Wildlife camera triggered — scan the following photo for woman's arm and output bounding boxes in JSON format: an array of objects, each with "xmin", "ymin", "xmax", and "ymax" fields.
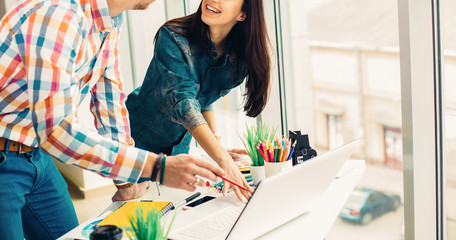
[
  {"xmin": 190, "ymin": 123, "xmax": 253, "ymax": 200},
  {"xmin": 202, "ymin": 110, "xmax": 248, "ymax": 158},
  {"xmin": 202, "ymin": 110, "xmax": 221, "ymax": 141},
  {"xmin": 154, "ymin": 28, "xmax": 252, "ymax": 200}
]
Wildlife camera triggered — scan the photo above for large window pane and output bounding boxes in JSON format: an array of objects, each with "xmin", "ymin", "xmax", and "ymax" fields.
[{"xmin": 280, "ymin": 0, "xmax": 404, "ymax": 238}]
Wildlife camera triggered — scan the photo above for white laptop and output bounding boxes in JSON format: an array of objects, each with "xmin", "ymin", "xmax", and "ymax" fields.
[{"xmin": 168, "ymin": 139, "xmax": 359, "ymax": 240}]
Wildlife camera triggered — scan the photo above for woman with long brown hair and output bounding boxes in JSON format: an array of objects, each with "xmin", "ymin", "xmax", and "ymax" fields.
[{"xmin": 126, "ymin": 0, "xmax": 271, "ymax": 200}]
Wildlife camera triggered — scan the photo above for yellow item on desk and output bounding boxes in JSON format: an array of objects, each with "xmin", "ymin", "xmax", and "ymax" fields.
[{"xmin": 98, "ymin": 201, "xmax": 172, "ymax": 228}]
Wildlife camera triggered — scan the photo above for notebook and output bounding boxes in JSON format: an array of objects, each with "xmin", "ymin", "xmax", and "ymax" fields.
[
  {"xmin": 98, "ymin": 201, "xmax": 173, "ymax": 228},
  {"xmin": 168, "ymin": 139, "xmax": 359, "ymax": 240}
]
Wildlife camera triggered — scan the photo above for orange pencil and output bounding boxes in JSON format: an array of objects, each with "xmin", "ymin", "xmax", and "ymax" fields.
[
  {"xmin": 279, "ymin": 142, "xmax": 284, "ymax": 162},
  {"xmin": 260, "ymin": 142, "xmax": 270, "ymax": 162},
  {"xmin": 281, "ymin": 140, "xmax": 290, "ymax": 162},
  {"xmin": 264, "ymin": 145, "xmax": 270, "ymax": 162},
  {"xmin": 268, "ymin": 143, "xmax": 273, "ymax": 161}
]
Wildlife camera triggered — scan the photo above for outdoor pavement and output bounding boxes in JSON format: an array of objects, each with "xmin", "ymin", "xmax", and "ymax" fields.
[{"xmin": 326, "ymin": 163, "xmax": 456, "ymax": 239}]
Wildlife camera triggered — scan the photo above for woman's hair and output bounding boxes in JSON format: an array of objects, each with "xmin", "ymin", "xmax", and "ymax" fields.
[{"xmin": 155, "ymin": 0, "xmax": 271, "ymax": 118}]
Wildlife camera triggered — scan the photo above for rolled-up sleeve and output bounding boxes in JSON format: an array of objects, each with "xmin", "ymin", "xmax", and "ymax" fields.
[
  {"xmin": 201, "ymin": 104, "xmax": 213, "ymax": 113},
  {"xmin": 154, "ymin": 28, "xmax": 207, "ymax": 131}
]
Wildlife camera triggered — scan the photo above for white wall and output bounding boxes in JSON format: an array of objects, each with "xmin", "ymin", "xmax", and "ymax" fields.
[
  {"xmin": 4, "ymin": 0, "xmax": 17, "ymax": 12},
  {"xmin": 1, "ymin": 0, "xmax": 17, "ymax": 18},
  {"xmin": 125, "ymin": 0, "xmax": 167, "ymax": 88}
]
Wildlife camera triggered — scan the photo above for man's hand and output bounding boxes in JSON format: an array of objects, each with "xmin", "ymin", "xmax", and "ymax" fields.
[
  {"xmin": 162, "ymin": 154, "xmax": 224, "ymax": 192},
  {"xmin": 111, "ymin": 181, "xmax": 150, "ymax": 202}
]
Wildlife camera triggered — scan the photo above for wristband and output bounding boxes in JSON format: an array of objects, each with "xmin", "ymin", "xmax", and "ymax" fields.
[
  {"xmin": 115, "ymin": 183, "xmax": 134, "ymax": 189},
  {"xmin": 151, "ymin": 153, "xmax": 163, "ymax": 182},
  {"xmin": 159, "ymin": 155, "xmax": 167, "ymax": 185}
]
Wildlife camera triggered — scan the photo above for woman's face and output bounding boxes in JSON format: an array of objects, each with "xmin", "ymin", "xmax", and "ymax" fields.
[{"xmin": 201, "ymin": 0, "xmax": 246, "ymax": 31}]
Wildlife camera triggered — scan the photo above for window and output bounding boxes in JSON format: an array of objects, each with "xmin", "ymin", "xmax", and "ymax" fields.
[
  {"xmin": 268, "ymin": 0, "xmax": 405, "ymax": 238},
  {"xmin": 327, "ymin": 114, "xmax": 344, "ymax": 149},
  {"xmin": 120, "ymin": 0, "xmax": 443, "ymax": 238},
  {"xmin": 384, "ymin": 126, "xmax": 402, "ymax": 169}
]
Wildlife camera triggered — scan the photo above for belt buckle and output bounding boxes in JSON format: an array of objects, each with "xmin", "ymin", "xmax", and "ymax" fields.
[{"xmin": 18, "ymin": 143, "xmax": 25, "ymax": 154}]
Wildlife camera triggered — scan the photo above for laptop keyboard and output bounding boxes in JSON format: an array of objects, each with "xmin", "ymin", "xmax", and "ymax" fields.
[{"xmin": 175, "ymin": 205, "xmax": 244, "ymax": 240}]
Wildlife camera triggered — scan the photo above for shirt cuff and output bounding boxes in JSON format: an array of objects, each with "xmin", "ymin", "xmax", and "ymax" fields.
[
  {"xmin": 182, "ymin": 109, "xmax": 207, "ymax": 131},
  {"xmin": 201, "ymin": 104, "xmax": 213, "ymax": 112},
  {"xmin": 113, "ymin": 180, "xmax": 129, "ymax": 185},
  {"xmin": 171, "ymin": 99, "xmax": 207, "ymax": 131},
  {"xmin": 111, "ymin": 143, "xmax": 150, "ymax": 183}
]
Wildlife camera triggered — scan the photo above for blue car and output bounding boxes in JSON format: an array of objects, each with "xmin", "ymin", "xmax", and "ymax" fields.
[{"xmin": 338, "ymin": 188, "xmax": 401, "ymax": 225}]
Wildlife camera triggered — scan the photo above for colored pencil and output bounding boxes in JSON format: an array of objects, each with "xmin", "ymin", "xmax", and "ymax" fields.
[
  {"xmin": 256, "ymin": 145, "xmax": 266, "ymax": 160},
  {"xmin": 283, "ymin": 140, "xmax": 291, "ymax": 162},
  {"xmin": 218, "ymin": 175, "xmax": 248, "ymax": 191},
  {"xmin": 288, "ymin": 141, "xmax": 297, "ymax": 160},
  {"xmin": 268, "ymin": 145, "xmax": 273, "ymax": 162}
]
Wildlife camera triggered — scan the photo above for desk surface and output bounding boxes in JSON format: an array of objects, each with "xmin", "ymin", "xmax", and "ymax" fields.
[
  {"xmin": 60, "ymin": 160, "xmax": 365, "ymax": 240},
  {"xmin": 259, "ymin": 160, "xmax": 365, "ymax": 239}
]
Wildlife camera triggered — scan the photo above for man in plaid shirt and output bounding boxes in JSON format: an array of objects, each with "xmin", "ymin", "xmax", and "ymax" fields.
[{"xmin": 0, "ymin": 0, "xmax": 224, "ymax": 239}]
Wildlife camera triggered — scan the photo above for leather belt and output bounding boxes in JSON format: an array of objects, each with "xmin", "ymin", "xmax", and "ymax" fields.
[{"xmin": 0, "ymin": 138, "xmax": 36, "ymax": 154}]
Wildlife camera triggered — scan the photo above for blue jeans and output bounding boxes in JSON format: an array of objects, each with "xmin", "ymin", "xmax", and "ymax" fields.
[{"xmin": 0, "ymin": 143, "xmax": 79, "ymax": 240}]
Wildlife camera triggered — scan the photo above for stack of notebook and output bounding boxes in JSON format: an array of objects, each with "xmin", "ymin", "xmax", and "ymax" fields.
[{"xmin": 98, "ymin": 201, "xmax": 173, "ymax": 228}]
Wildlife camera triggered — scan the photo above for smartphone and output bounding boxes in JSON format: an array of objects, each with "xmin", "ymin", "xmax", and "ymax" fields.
[{"xmin": 185, "ymin": 196, "xmax": 216, "ymax": 208}]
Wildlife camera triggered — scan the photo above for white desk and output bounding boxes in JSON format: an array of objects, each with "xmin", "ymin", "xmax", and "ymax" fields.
[
  {"xmin": 258, "ymin": 160, "xmax": 365, "ymax": 239},
  {"xmin": 60, "ymin": 160, "xmax": 365, "ymax": 240}
]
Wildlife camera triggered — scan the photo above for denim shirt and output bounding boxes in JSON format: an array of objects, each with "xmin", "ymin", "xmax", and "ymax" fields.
[{"xmin": 126, "ymin": 26, "xmax": 248, "ymax": 155}]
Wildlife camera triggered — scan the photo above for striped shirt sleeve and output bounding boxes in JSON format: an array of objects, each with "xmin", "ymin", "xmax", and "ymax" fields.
[
  {"xmin": 91, "ymin": 30, "xmax": 134, "ymax": 146},
  {"xmin": 22, "ymin": 4, "xmax": 148, "ymax": 182}
]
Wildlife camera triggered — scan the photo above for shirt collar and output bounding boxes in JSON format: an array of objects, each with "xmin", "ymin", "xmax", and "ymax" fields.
[
  {"xmin": 209, "ymin": 38, "xmax": 233, "ymax": 59},
  {"xmin": 88, "ymin": 0, "xmax": 120, "ymax": 32}
]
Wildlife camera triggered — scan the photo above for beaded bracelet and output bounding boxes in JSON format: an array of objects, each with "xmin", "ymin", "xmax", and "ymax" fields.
[{"xmin": 159, "ymin": 155, "xmax": 167, "ymax": 185}]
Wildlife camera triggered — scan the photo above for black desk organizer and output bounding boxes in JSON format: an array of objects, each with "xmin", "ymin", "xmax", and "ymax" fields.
[{"xmin": 289, "ymin": 130, "xmax": 317, "ymax": 165}]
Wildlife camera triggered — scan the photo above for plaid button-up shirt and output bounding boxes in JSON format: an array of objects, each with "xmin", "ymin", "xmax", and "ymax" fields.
[{"xmin": 0, "ymin": 0, "xmax": 149, "ymax": 182}]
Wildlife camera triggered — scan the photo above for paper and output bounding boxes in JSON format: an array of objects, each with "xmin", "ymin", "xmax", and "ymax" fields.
[{"xmin": 98, "ymin": 201, "xmax": 172, "ymax": 228}]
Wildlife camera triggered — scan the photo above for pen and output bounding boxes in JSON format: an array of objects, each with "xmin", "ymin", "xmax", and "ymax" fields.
[
  {"xmin": 170, "ymin": 192, "xmax": 201, "ymax": 210},
  {"xmin": 218, "ymin": 175, "xmax": 248, "ymax": 191}
]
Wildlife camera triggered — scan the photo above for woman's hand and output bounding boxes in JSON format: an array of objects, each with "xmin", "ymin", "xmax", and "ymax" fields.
[
  {"xmin": 188, "ymin": 123, "xmax": 253, "ymax": 200},
  {"xmin": 218, "ymin": 159, "xmax": 254, "ymax": 201},
  {"xmin": 227, "ymin": 148, "xmax": 248, "ymax": 160},
  {"xmin": 162, "ymin": 154, "xmax": 225, "ymax": 192}
]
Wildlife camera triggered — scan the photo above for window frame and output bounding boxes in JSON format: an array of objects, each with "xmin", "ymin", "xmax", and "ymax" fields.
[
  {"xmin": 271, "ymin": 0, "xmax": 444, "ymax": 239},
  {"xmin": 398, "ymin": 0, "xmax": 443, "ymax": 239}
]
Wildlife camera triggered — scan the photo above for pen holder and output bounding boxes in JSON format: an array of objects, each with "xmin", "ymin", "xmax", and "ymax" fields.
[
  {"xmin": 264, "ymin": 161, "xmax": 293, "ymax": 178},
  {"xmin": 249, "ymin": 165, "xmax": 266, "ymax": 186}
]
